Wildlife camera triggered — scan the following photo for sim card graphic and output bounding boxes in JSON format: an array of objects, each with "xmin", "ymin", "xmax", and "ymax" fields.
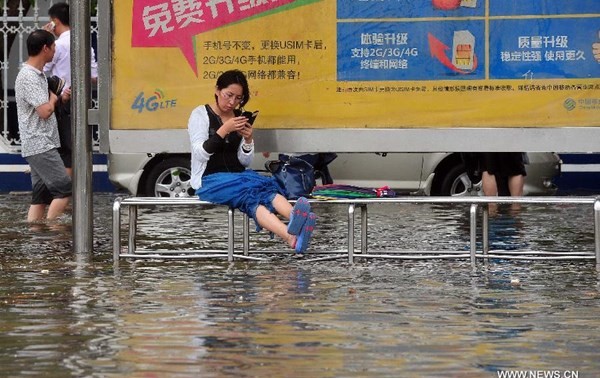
[
  {"xmin": 460, "ymin": 0, "xmax": 477, "ymax": 8},
  {"xmin": 452, "ymin": 30, "xmax": 475, "ymax": 70}
]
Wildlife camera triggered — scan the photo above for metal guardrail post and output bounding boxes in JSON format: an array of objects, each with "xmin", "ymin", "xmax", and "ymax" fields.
[
  {"xmin": 128, "ymin": 205, "xmax": 137, "ymax": 255},
  {"xmin": 348, "ymin": 204, "xmax": 355, "ymax": 263},
  {"xmin": 112, "ymin": 197, "xmax": 122, "ymax": 264},
  {"xmin": 361, "ymin": 204, "xmax": 368, "ymax": 254},
  {"xmin": 470, "ymin": 203, "xmax": 478, "ymax": 269},
  {"xmin": 482, "ymin": 204, "xmax": 489, "ymax": 257},
  {"xmin": 595, "ymin": 198, "xmax": 600, "ymax": 269},
  {"xmin": 228, "ymin": 208, "xmax": 234, "ymax": 262},
  {"xmin": 243, "ymin": 213, "xmax": 250, "ymax": 256}
]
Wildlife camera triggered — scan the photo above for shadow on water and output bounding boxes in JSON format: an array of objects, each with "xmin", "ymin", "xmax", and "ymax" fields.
[{"xmin": 1, "ymin": 193, "xmax": 600, "ymax": 376}]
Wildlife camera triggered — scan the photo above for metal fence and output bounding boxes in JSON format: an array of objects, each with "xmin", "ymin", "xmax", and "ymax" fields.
[{"xmin": 0, "ymin": 0, "xmax": 98, "ymax": 153}]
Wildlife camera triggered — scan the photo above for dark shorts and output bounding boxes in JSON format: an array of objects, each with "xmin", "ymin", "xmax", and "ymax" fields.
[
  {"xmin": 25, "ymin": 149, "xmax": 72, "ymax": 205},
  {"xmin": 480, "ymin": 152, "xmax": 527, "ymax": 178},
  {"xmin": 57, "ymin": 110, "xmax": 72, "ymax": 168}
]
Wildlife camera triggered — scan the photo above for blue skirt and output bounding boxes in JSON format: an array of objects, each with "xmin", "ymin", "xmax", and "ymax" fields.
[{"xmin": 196, "ymin": 170, "xmax": 285, "ymax": 231}]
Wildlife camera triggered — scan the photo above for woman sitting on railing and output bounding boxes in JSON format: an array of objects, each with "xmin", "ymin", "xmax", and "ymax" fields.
[{"xmin": 187, "ymin": 69, "xmax": 316, "ymax": 254}]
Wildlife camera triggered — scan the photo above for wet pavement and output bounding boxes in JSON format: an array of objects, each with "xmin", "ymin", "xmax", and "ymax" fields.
[{"xmin": 1, "ymin": 192, "xmax": 600, "ymax": 377}]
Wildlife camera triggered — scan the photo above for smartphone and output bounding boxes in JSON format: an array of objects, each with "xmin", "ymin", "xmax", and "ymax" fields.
[{"xmin": 242, "ymin": 110, "xmax": 259, "ymax": 125}]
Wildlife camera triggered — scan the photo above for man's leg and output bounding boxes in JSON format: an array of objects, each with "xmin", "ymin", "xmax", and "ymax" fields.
[
  {"xmin": 28, "ymin": 204, "xmax": 47, "ymax": 222},
  {"xmin": 26, "ymin": 161, "xmax": 53, "ymax": 222},
  {"xmin": 508, "ymin": 175, "xmax": 524, "ymax": 196},
  {"xmin": 482, "ymin": 171, "xmax": 498, "ymax": 196},
  {"xmin": 47, "ymin": 197, "xmax": 70, "ymax": 220},
  {"xmin": 27, "ymin": 150, "xmax": 72, "ymax": 220}
]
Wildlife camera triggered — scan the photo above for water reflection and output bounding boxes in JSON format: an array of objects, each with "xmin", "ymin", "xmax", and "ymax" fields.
[{"xmin": 1, "ymin": 193, "xmax": 600, "ymax": 376}]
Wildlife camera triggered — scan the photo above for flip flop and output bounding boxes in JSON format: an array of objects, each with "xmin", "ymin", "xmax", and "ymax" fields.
[
  {"xmin": 295, "ymin": 212, "xmax": 316, "ymax": 254},
  {"xmin": 287, "ymin": 197, "xmax": 310, "ymax": 235}
]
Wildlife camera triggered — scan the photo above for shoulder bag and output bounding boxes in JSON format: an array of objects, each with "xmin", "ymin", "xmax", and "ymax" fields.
[{"xmin": 265, "ymin": 156, "xmax": 316, "ymax": 199}]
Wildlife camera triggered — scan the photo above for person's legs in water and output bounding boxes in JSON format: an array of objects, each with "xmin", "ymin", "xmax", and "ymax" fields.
[
  {"xmin": 28, "ymin": 204, "xmax": 47, "ymax": 222},
  {"xmin": 47, "ymin": 197, "xmax": 70, "ymax": 219},
  {"xmin": 482, "ymin": 171, "xmax": 499, "ymax": 216},
  {"xmin": 482, "ymin": 171, "xmax": 498, "ymax": 196},
  {"xmin": 507, "ymin": 174, "xmax": 525, "ymax": 212},
  {"xmin": 508, "ymin": 174, "xmax": 524, "ymax": 196},
  {"xmin": 28, "ymin": 159, "xmax": 56, "ymax": 221},
  {"xmin": 26, "ymin": 150, "xmax": 72, "ymax": 221}
]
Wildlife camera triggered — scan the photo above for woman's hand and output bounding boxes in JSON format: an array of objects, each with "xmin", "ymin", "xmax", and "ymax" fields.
[
  {"xmin": 219, "ymin": 116, "xmax": 248, "ymax": 138},
  {"xmin": 238, "ymin": 120, "xmax": 253, "ymax": 142}
]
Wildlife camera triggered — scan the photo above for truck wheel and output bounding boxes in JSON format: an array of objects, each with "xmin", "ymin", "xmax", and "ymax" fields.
[
  {"xmin": 438, "ymin": 164, "xmax": 482, "ymax": 196},
  {"xmin": 142, "ymin": 157, "xmax": 194, "ymax": 197}
]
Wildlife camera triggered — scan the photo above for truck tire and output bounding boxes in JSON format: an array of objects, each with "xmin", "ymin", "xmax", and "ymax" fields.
[
  {"xmin": 437, "ymin": 164, "xmax": 482, "ymax": 196},
  {"xmin": 142, "ymin": 157, "xmax": 194, "ymax": 197}
]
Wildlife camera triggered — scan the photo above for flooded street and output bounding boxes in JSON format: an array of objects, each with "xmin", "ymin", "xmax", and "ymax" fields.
[{"xmin": 1, "ymin": 192, "xmax": 600, "ymax": 377}]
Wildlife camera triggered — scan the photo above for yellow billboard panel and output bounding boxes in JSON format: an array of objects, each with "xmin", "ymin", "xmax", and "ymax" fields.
[{"xmin": 112, "ymin": 0, "xmax": 600, "ymax": 130}]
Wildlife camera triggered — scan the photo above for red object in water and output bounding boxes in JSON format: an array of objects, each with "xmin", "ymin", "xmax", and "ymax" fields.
[{"xmin": 432, "ymin": 0, "xmax": 461, "ymax": 10}]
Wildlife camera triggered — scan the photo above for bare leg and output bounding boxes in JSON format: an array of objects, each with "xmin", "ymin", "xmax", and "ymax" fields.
[
  {"xmin": 482, "ymin": 171, "xmax": 498, "ymax": 216},
  {"xmin": 482, "ymin": 171, "xmax": 498, "ymax": 196},
  {"xmin": 508, "ymin": 175, "xmax": 524, "ymax": 196},
  {"xmin": 255, "ymin": 205, "xmax": 296, "ymax": 248},
  {"xmin": 28, "ymin": 204, "xmax": 47, "ymax": 222},
  {"xmin": 46, "ymin": 197, "xmax": 70, "ymax": 220},
  {"xmin": 508, "ymin": 174, "xmax": 524, "ymax": 213},
  {"xmin": 271, "ymin": 194, "xmax": 293, "ymax": 220}
]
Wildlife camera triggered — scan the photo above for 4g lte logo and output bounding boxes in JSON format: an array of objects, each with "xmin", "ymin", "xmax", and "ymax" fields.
[{"xmin": 131, "ymin": 89, "xmax": 177, "ymax": 113}]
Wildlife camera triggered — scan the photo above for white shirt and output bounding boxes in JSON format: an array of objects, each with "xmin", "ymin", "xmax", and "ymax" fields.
[
  {"xmin": 188, "ymin": 105, "xmax": 254, "ymax": 189},
  {"xmin": 44, "ymin": 30, "xmax": 98, "ymax": 87}
]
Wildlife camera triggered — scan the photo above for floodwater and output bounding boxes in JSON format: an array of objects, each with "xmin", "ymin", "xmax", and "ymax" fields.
[{"xmin": 1, "ymin": 192, "xmax": 600, "ymax": 377}]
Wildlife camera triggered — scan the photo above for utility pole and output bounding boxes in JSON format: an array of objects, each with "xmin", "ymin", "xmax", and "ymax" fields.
[{"xmin": 71, "ymin": 0, "xmax": 93, "ymax": 253}]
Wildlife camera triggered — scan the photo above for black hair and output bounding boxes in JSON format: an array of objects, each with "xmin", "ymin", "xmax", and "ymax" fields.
[
  {"xmin": 215, "ymin": 69, "xmax": 250, "ymax": 108},
  {"xmin": 27, "ymin": 29, "xmax": 55, "ymax": 56},
  {"xmin": 49, "ymin": 2, "xmax": 69, "ymax": 26}
]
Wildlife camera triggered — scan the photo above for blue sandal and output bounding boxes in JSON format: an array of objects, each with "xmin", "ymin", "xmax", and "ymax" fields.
[
  {"xmin": 287, "ymin": 197, "xmax": 310, "ymax": 235},
  {"xmin": 295, "ymin": 212, "xmax": 316, "ymax": 254}
]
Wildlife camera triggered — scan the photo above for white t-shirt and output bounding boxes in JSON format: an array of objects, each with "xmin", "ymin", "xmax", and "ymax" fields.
[
  {"xmin": 43, "ymin": 30, "xmax": 98, "ymax": 87},
  {"xmin": 15, "ymin": 64, "xmax": 60, "ymax": 157}
]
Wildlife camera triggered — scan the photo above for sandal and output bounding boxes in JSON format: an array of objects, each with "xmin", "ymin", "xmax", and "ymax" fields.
[
  {"xmin": 287, "ymin": 197, "xmax": 310, "ymax": 235},
  {"xmin": 295, "ymin": 212, "xmax": 316, "ymax": 254}
]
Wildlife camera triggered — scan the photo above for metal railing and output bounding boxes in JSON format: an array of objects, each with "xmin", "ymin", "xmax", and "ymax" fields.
[{"xmin": 113, "ymin": 196, "xmax": 600, "ymax": 269}]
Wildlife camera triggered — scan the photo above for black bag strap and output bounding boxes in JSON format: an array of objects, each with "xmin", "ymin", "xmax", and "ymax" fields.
[{"xmin": 265, "ymin": 160, "xmax": 282, "ymax": 173}]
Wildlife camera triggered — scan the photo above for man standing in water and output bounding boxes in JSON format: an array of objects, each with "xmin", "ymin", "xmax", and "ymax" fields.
[{"xmin": 15, "ymin": 29, "xmax": 72, "ymax": 221}]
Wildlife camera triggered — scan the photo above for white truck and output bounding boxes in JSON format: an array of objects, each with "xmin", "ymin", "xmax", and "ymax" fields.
[{"xmin": 96, "ymin": 1, "xmax": 598, "ymax": 196}]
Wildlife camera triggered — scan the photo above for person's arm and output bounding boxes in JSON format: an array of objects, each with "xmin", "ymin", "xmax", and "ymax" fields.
[
  {"xmin": 237, "ymin": 124, "xmax": 254, "ymax": 167},
  {"xmin": 188, "ymin": 106, "xmax": 215, "ymax": 164},
  {"xmin": 35, "ymin": 91, "xmax": 58, "ymax": 120},
  {"xmin": 237, "ymin": 140, "xmax": 254, "ymax": 167}
]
